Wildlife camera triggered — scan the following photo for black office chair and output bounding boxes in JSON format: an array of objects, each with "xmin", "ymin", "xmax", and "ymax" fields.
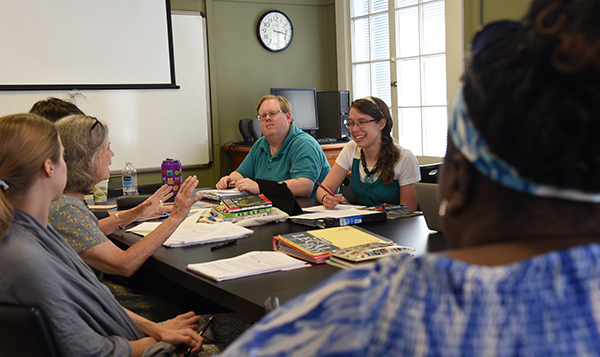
[
  {"xmin": 339, "ymin": 174, "xmax": 357, "ymax": 204},
  {"xmin": 0, "ymin": 303, "xmax": 60, "ymax": 357},
  {"xmin": 419, "ymin": 163, "xmax": 442, "ymax": 183}
]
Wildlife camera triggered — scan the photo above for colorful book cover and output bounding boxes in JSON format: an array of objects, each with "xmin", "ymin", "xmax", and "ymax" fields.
[
  {"xmin": 211, "ymin": 205, "xmax": 271, "ymax": 219},
  {"xmin": 273, "ymin": 226, "xmax": 390, "ymax": 262},
  {"xmin": 329, "ymin": 242, "xmax": 415, "ymax": 262},
  {"xmin": 221, "ymin": 194, "xmax": 272, "ymax": 213}
]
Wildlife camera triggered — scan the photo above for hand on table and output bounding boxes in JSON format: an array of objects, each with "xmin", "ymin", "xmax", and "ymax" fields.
[
  {"xmin": 216, "ymin": 175, "xmax": 234, "ymax": 190},
  {"xmin": 235, "ymin": 178, "xmax": 260, "ymax": 195}
]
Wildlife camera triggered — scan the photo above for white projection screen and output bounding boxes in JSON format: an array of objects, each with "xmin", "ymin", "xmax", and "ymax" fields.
[{"xmin": 0, "ymin": 0, "xmax": 175, "ymax": 89}]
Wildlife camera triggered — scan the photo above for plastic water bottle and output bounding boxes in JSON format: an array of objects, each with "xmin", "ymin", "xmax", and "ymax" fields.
[{"xmin": 122, "ymin": 161, "xmax": 138, "ymax": 196}]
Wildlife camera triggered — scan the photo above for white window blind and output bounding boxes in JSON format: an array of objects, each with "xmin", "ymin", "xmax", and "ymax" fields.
[{"xmin": 348, "ymin": 0, "xmax": 462, "ymax": 157}]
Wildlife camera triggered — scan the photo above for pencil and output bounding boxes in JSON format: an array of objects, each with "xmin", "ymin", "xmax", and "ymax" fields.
[{"xmin": 316, "ymin": 182, "xmax": 335, "ymax": 197}]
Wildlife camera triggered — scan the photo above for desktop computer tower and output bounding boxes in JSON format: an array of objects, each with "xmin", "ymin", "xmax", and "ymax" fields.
[{"xmin": 316, "ymin": 90, "xmax": 351, "ymax": 140}]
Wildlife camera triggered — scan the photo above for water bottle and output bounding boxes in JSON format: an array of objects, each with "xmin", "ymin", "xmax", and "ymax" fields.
[
  {"xmin": 122, "ymin": 161, "xmax": 138, "ymax": 196},
  {"xmin": 162, "ymin": 158, "xmax": 182, "ymax": 196}
]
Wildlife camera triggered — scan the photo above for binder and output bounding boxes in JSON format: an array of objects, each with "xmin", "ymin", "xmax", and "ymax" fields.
[{"xmin": 289, "ymin": 210, "xmax": 386, "ymax": 228}]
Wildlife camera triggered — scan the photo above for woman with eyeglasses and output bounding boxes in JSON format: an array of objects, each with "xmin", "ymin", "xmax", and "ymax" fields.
[
  {"xmin": 48, "ymin": 115, "xmax": 203, "ymax": 321},
  {"xmin": 316, "ymin": 96, "xmax": 420, "ymax": 209},
  {"xmin": 219, "ymin": 0, "xmax": 600, "ymax": 355},
  {"xmin": 0, "ymin": 114, "xmax": 203, "ymax": 356}
]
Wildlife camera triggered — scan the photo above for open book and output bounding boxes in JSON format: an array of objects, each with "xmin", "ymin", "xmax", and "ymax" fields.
[
  {"xmin": 128, "ymin": 210, "xmax": 253, "ymax": 247},
  {"xmin": 186, "ymin": 251, "xmax": 309, "ymax": 281}
]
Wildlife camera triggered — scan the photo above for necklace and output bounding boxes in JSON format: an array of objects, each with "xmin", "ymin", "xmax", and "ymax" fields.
[{"xmin": 360, "ymin": 148, "xmax": 378, "ymax": 184}]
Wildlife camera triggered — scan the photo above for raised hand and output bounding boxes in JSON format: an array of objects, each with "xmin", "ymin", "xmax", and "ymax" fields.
[
  {"xmin": 168, "ymin": 176, "xmax": 202, "ymax": 224},
  {"xmin": 134, "ymin": 184, "xmax": 174, "ymax": 219}
]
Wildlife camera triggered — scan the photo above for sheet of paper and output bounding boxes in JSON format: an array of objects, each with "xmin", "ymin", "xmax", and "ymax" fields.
[
  {"xmin": 128, "ymin": 222, "xmax": 162, "ymax": 235},
  {"xmin": 302, "ymin": 204, "xmax": 366, "ymax": 212},
  {"xmin": 163, "ymin": 222, "xmax": 253, "ymax": 247},
  {"xmin": 88, "ymin": 204, "xmax": 118, "ymax": 210},
  {"xmin": 291, "ymin": 208, "xmax": 379, "ymax": 220}
]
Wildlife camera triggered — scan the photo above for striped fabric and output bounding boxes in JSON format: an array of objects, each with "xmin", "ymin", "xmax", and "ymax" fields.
[{"xmin": 221, "ymin": 244, "xmax": 600, "ymax": 356}]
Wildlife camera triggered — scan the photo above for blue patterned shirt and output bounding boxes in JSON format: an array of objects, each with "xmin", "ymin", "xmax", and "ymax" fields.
[{"xmin": 221, "ymin": 244, "xmax": 600, "ymax": 356}]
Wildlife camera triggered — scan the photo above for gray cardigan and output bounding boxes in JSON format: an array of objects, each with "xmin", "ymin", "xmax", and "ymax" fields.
[{"xmin": 0, "ymin": 209, "xmax": 144, "ymax": 357}]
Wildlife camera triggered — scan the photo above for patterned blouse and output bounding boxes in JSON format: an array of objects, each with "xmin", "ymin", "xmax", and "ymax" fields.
[
  {"xmin": 221, "ymin": 243, "xmax": 600, "ymax": 356},
  {"xmin": 48, "ymin": 195, "xmax": 108, "ymax": 253}
]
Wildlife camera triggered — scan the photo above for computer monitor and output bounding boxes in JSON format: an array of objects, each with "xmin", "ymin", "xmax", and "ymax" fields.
[{"xmin": 270, "ymin": 88, "xmax": 319, "ymax": 131}]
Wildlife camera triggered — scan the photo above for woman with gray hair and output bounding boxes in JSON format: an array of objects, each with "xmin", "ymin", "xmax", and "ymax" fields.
[{"xmin": 48, "ymin": 115, "xmax": 203, "ymax": 320}]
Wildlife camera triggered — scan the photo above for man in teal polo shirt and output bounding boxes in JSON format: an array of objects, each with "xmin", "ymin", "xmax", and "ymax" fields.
[{"xmin": 217, "ymin": 95, "xmax": 330, "ymax": 198}]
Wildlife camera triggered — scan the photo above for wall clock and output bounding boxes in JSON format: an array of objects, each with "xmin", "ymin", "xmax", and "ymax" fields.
[{"xmin": 257, "ymin": 10, "xmax": 293, "ymax": 52}]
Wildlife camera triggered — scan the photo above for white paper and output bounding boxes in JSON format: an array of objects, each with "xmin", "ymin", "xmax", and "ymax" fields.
[
  {"xmin": 187, "ymin": 251, "xmax": 309, "ymax": 281},
  {"xmin": 163, "ymin": 222, "xmax": 253, "ymax": 248},
  {"xmin": 291, "ymin": 208, "xmax": 379, "ymax": 220},
  {"xmin": 302, "ymin": 204, "xmax": 366, "ymax": 212},
  {"xmin": 198, "ymin": 188, "xmax": 251, "ymax": 201}
]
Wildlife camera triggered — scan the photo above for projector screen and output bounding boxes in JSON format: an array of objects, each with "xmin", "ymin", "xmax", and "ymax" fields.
[{"xmin": 0, "ymin": 0, "xmax": 175, "ymax": 90}]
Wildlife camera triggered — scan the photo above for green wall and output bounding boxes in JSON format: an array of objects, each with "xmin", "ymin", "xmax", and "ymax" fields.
[
  {"xmin": 124, "ymin": 0, "xmax": 336, "ymax": 190},
  {"xmin": 124, "ymin": 0, "xmax": 532, "ymax": 191},
  {"xmin": 464, "ymin": 0, "xmax": 532, "ymax": 42}
]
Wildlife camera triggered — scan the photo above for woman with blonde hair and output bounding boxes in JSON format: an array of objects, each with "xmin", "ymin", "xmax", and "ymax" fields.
[
  {"xmin": 0, "ymin": 113, "xmax": 203, "ymax": 356},
  {"xmin": 48, "ymin": 114, "xmax": 203, "ymax": 320}
]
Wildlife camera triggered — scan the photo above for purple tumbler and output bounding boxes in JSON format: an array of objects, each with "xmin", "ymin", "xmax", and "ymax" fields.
[{"xmin": 161, "ymin": 158, "xmax": 182, "ymax": 196}]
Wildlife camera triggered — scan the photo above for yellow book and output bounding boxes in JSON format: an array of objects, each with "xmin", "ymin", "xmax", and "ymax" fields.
[{"xmin": 272, "ymin": 226, "xmax": 390, "ymax": 264}]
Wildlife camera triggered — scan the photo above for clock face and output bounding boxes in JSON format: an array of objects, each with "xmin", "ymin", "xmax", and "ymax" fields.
[{"xmin": 257, "ymin": 11, "xmax": 293, "ymax": 52}]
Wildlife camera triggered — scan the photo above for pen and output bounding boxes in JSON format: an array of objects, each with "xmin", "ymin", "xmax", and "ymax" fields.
[
  {"xmin": 210, "ymin": 239, "xmax": 237, "ymax": 251},
  {"xmin": 184, "ymin": 315, "xmax": 215, "ymax": 357},
  {"xmin": 228, "ymin": 182, "xmax": 236, "ymax": 188}
]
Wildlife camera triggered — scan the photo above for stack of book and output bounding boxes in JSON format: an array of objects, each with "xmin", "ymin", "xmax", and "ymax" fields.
[
  {"xmin": 326, "ymin": 241, "xmax": 415, "ymax": 269},
  {"xmin": 366, "ymin": 204, "xmax": 423, "ymax": 219},
  {"xmin": 272, "ymin": 226, "xmax": 399, "ymax": 264},
  {"xmin": 211, "ymin": 194, "xmax": 272, "ymax": 223}
]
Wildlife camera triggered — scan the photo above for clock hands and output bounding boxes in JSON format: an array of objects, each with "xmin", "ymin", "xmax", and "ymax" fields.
[{"xmin": 273, "ymin": 30, "xmax": 288, "ymax": 35}]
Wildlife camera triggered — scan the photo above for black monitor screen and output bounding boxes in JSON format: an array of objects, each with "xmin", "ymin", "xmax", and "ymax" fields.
[{"xmin": 270, "ymin": 88, "xmax": 319, "ymax": 131}]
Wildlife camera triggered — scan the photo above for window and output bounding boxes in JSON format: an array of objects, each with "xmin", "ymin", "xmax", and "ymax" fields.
[{"xmin": 340, "ymin": 0, "xmax": 463, "ymax": 157}]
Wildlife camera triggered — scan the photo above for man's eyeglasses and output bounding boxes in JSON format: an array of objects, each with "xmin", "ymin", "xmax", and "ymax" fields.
[
  {"xmin": 257, "ymin": 110, "xmax": 283, "ymax": 121},
  {"xmin": 89, "ymin": 117, "xmax": 103, "ymax": 132},
  {"xmin": 344, "ymin": 119, "xmax": 376, "ymax": 129}
]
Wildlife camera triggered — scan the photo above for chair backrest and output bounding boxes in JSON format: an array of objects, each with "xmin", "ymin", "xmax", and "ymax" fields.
[
  {"xmin": 339, "ymin": 174, "xmax": 357, "ymax": 204},
  {"xmin": 0, "ymin": 303, "xmax": 60, "ymax": 357}
]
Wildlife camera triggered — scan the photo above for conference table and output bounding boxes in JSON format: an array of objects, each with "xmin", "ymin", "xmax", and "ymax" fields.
[{"xmin": 108, "ymin": 197, "xmax": 446, "ymax": 321}]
